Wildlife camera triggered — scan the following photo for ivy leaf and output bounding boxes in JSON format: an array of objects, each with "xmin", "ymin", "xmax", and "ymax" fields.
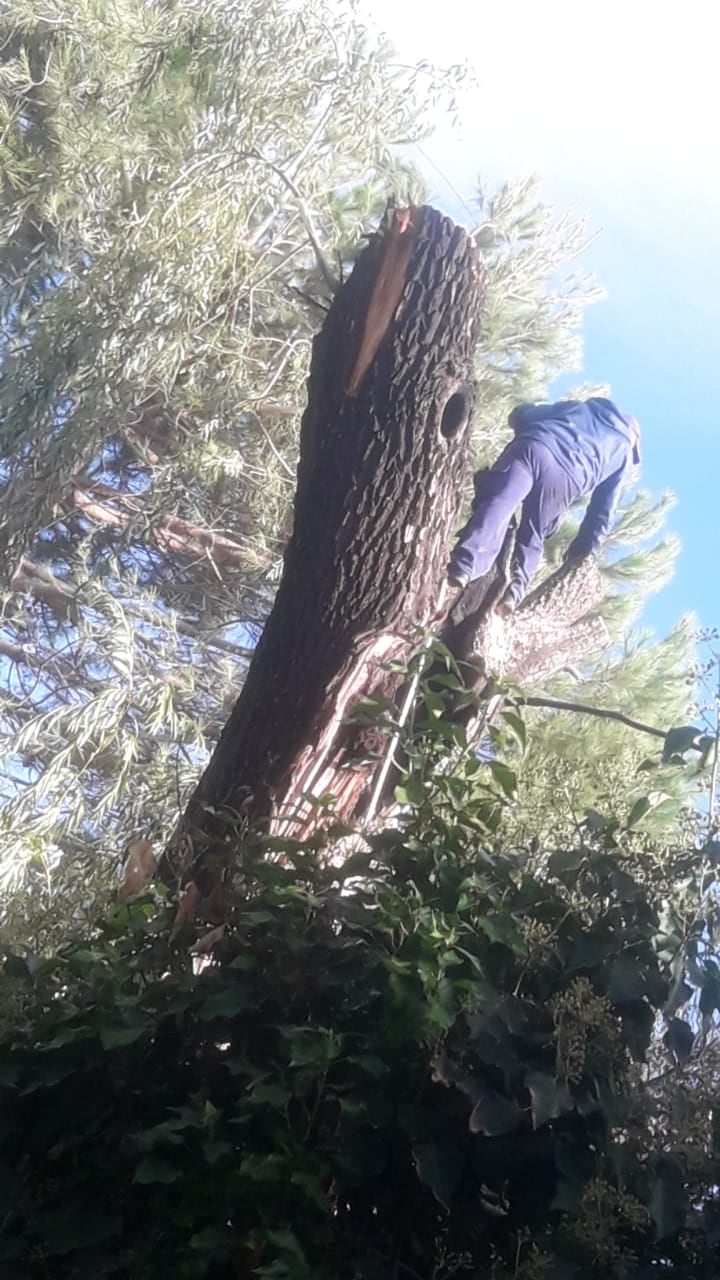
[
  {"xmin": 196, "ymin": 986, "xmax": 253, "ymax": 1020},
  {"xmin": 604, "ymin": 956, "xmax": 648, "ymax": 1003},
  {"xmin": 19, "ymin": 1062, "xmax": 77, "ymax": 1094},
  {"xmin": 476, "ymin": 914, "xmax": 525, "ymax": 956},
  {"xmin": 347, "ymin": 1054, "xmax": 388, "ymax": 1079},
  {"xmin": 202, "ymin": 1138, "xmax": 233, "ymax": 1163},
  {"xmin": 704, "ymin": 838, "xmax": 720, "ymax": 865},
  {"xmin": 248, "ymin": 1079, "xmax": 292, "ymax": 1108},
  {"xmin": 266, "ymin": 1228, "xmax": 307, "ymax": 1262},
  {"xmin": 133, "ymin": 1156, "xmax": 181, "ymax": 1184},
  {"xmin": 3, "ymin": 955, "xmax": 29, "ymax": 979},
  {"xmin": 551, "ymin": 1178, "xmax": 582, "ymax": 1214},
  {"xmin": 278, "ymin": 1026, "xmax": 342, "ymax": 1068},
  {"xmin": 429, "ymin": 672, "xmax": 464, "ymax": 692},
  {"xmin": 663, "ymin": 1018, "xmax": 695, "ymax": 1065},
  {"xmin": 32, "ymin": 1208, "xmax": 122, "ymax": 1255},
  {"xmin": 548, "ymin": 848, "xmax": 585, "ymax": 878},
  {"xmin": 650, "ymin": 1156, "xmax": 687, "ymax": 1239},
  {"xmin": 422, "ymin": 690, "xmax": 447, "ymax": 720},
  {"xmin": 99, "ymin": 1024, "xmax": 145, "ymax": 1050},
  {"xmin": 489, "ymin": 760, "xmax": 517, "ymax": 800},
  {"xmin": 662, "ymin": 725, "xmax": 702, "ymax": 763},
  {"xmin": 525, "ymin": 1071, "xmax": 574, "ymax": 1129},
  {"xmin": 0, "ymin": 1060, "xmax": 19, "ymax": 1089},
  {"xmin": 42, "ymin": 1025, "xmax": 93, "ymax": 1050},
  {"xmin": 403, "ymin": 774, "xmax": 427, "ymax": 805},
  {"xmin": 412, "ymin": 1140, "xmax": 463, "ymax": 1209},
  {"xmin": 545, "ymin": 1262, "xmax": 581, "ymax": 1280},
  {"xmin": 637, "ymin": 756, "xmax": 659, "ymax": 772},
  {"xmin": 619, "ymin": 1000, "xmax": 656, "ymax": 1062},
  {"xmin": 627, "ymin": 795, "xmax": 652, "ymax": 827},
  {"xmin": 468, "ymin": 1088, "xmax": 522, "ymax": 1136},
  {"xmin": 583, "ymin": 808, "xmax": 608, "ymax": 832},
  {"xmin": 500, "ymin": 710, "xmax": 526, "ymax": 750},
  {"xmin": 664, "ymin": 970, "xmax": 692, "ymax": 1019},
  {"xmin": 699, "ymin": 975, "xmax": 720, "ymax": 1020},
  {"xmin": 189, "ymin": 1225, "xmax": 230, "ymax": 1254},
  {"xmin": 627, "ymin": 792, "xmax": 670, "ymax": 828}
]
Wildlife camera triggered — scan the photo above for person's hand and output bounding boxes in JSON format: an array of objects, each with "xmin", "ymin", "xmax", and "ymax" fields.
[{"xmin": 496, "ymin": 599, "xmax": 515, "ymax": 620}]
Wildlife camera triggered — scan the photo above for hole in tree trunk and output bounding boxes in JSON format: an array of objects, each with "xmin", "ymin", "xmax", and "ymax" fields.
[{"xmin": 440, "ymin": 390, "xmax": 469, "ymax": 440}]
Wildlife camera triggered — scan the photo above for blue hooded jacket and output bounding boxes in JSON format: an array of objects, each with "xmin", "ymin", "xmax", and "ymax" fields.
[{"xmin": 508, "ymin": 396, "xmax": 638, "ymax": 555}]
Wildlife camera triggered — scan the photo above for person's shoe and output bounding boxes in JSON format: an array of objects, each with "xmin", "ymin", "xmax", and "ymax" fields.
[
  {"xmin": 495, "ymin": 598, "xmax": 516, "ymax": 620},
  {"xmin": 447, "ymin": 571, "xmax": 469, "ymax": 590}
]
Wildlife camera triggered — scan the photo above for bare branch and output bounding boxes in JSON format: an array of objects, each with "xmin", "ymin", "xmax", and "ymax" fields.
[
  {"xmin": 248, "ymin": 149, "xmax": 339, "ymax": 294},
  {"xmin": 519, "ymin": 694, "xmax": 666, "ymax": 741}
]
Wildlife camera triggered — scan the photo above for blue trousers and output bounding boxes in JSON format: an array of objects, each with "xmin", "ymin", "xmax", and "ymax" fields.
[{"xmin": 450, "ymin": 437, "xmax": 582, "ymax": 603}]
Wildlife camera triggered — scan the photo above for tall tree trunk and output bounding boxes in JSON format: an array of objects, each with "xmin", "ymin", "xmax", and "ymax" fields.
[{"xmin": 168, "ymin": 205, "xmax": 485, "ymax": 887}]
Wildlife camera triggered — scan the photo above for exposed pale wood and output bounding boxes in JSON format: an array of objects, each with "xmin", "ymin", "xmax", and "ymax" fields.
[{"xmin": 453, "ymin": 556, "xmax": 610, "ymax": 692}]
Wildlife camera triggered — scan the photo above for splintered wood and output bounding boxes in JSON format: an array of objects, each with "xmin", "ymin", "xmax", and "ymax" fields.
[
  {"xmin": 471, "ymin": 557, "xmax": 609, "ymax": 689},
  {"xmin": 345, "ymin": 206, "xmax": 419, "ymax": 398}
]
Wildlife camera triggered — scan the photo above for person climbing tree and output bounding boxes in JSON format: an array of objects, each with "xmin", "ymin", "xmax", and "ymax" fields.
[{"xmin": 447, "ymin": 397, "xmax": 641, "ymax": 611}]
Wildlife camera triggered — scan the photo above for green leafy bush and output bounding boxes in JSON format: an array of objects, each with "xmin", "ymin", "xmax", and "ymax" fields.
[{"xmin": 1, "ymin": 703, "xmax": 718, "ymax": 1278}]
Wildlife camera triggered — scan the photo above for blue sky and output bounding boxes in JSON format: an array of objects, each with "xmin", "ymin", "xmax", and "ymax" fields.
[{"xmin": 363, "ymin": 0, "xmax": 718, "ymax": 636}]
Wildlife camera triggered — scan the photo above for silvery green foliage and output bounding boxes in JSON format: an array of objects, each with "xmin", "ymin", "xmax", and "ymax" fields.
[{"xmin": 0, "ymin": 0, "xmax": 692, "ymax": 939}]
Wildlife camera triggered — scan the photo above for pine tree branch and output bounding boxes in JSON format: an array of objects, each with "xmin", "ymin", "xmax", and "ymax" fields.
[
  {"xmin": 251, "ymin": 412, "xmax": 296, "ymax": 480},
  {"xmin": 174, "ymin": 621, "xmax": 255, "ymax": 661},
  {"xmin": 253, "ymin": 402, "xmax": 300, "ymax": 418},
  {"xmin": 518, "ymin": 694, "xmax": 666, "ymax": 741},
  {"xmin": 248, "ymin": 150, "xmax": 339, "ymax": 294},
  {"xmin": 66, "ymin": 488, "xmax": 248, "ymax": 566}
]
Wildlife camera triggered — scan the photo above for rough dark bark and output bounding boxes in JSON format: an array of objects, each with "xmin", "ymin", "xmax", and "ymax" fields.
[{"xmin": 168, "ymin": 205, "xmax": 485, "ymax": 883}]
